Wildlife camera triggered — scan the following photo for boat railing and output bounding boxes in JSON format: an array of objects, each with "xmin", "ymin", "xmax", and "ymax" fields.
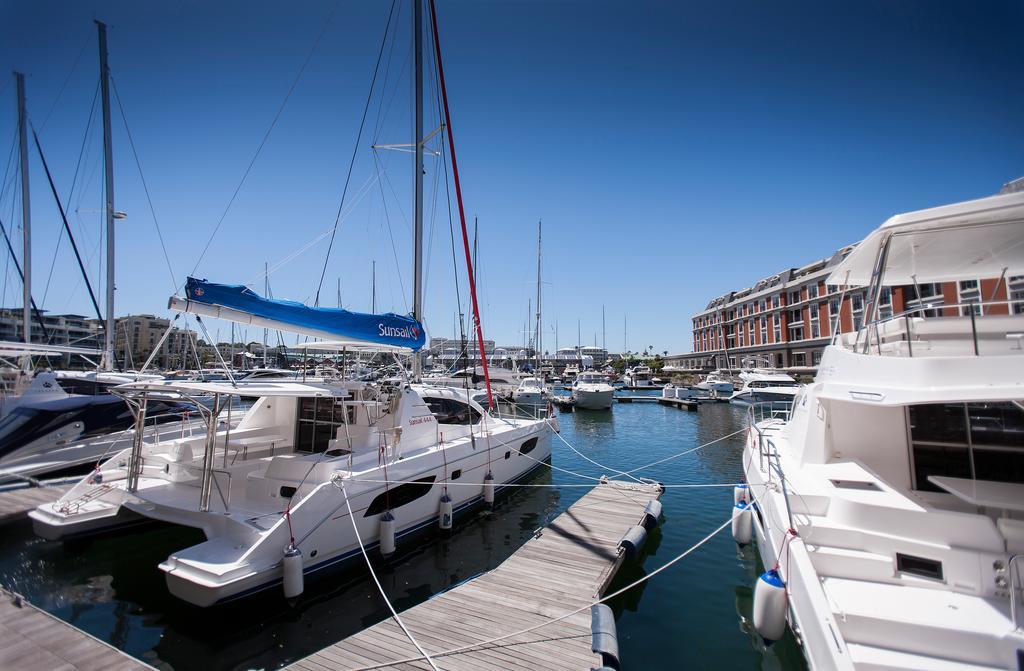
[{"xmin": 842, "ymin": 298, "xmax": 1024, "ymax": 359}]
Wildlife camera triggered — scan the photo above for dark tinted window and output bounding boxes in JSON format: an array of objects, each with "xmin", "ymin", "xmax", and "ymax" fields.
[
  {"xmin": 910, "ymin": 402, "xmax": 1024, "ymax": 490},
  {"xmin": 424, "ymin": 397, "xmax": 481, "ymax": 425},
  {"xmin": 518, "ymin": 437, "xmax": 538, "ymax": 455},
  {"xmin": 364, "ymin": 476, "xmax": 436, "ymax": 516}
]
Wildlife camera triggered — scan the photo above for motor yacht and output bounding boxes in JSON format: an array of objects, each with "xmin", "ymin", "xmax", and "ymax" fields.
[
  {"xmin": 0, "ymin": 370, "xmax": 188, "ymax": 483},
  {"xmin": 512, "ymin": 376, "xmax": 547, "ymax": 407},
  {"xmin": 740, "ymin": 188, "xmax": 1024, "ymax": 670},
  {"xmin": 729, "ymin": 369, "xmax": 801, "ymax": 405},
  {"xmin": 695, "ymin": 369, "xmax": 735, "ymax": 399},
  {"xmin": 572, "ymin": 371, "xmax": 615, "ymax": 410},
  {"xmin": 624, "ymin": 365, "xmax": 653, "ymax": 387}
]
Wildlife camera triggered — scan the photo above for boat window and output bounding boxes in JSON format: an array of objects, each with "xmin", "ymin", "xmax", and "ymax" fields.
[
  {"xmin": 909, "ymin": 402, "xmax": 1024, "ymax": 490},
  {"xmin": 56, "ymin": 378, "xmax": 116, "ymax": 395},
  {"xmin": 363, "ymin": 476, "xmax": 437, "ymax": 516},
  {"xmin": 896, "ymin": 553, "xmax": 943, "ymax": 581},
  {"xmin": 518, "ymin": 437, "xmax": 538, "ymax": 455},
  {"xmin": 296, "ymin": 397, "xmax": 352, "ymax": 453},
  {"xmin": 424, "ymin": 397, "xmax": 481, "ymax": 425}
]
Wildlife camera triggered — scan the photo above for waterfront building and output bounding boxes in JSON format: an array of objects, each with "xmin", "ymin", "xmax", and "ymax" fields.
[{"xmin": 666, "ymin": 247, "xmax": 1024, "ymax": 374}]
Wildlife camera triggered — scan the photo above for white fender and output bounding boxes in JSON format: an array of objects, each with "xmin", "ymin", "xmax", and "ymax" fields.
[
  {"xmin": 731, "ymin": 501, "xmax": 752, "ymax": 545},
  {"xmin": 734, "ymin": 483, "xmax": 749, "ymax": 505},
  {"xmin": 282, "ymin": 544, "xmax": 303, "ymax": 601},
  {"xmin": 483, "ymin": 472, "xmax": 495, "ymax": 506},
  {"xmin": 379, "ymin": 511, "xmax": 396, "ymax": 556},
  {"xmin": 753, "ymin": 569, "xmax": 788, "ymax": 641},
  {"xmin": 439, "ymin": 494, "xmax": 453, "ymax": 531}
]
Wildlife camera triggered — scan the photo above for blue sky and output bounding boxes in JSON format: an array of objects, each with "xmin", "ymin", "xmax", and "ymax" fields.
[{"xmin": 1, "ymin": 0, "xmax": 1021, "ymax": 354}]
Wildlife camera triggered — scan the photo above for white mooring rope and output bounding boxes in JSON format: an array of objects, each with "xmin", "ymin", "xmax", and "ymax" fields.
[
  {"xmin": 335, "ymin": 478, "xmax": 441, "ymax": 671},
  {"xmin": 345, "ymin": 514, "xmax": 734, "ymax": 670}
]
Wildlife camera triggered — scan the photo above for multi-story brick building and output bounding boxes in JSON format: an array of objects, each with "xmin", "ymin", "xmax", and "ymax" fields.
[{"xmin": 666, "ymin": 247, "xmax": 1024, "ymax": 374}]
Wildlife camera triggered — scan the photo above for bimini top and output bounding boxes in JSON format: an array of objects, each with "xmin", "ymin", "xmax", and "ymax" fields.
[
  {"xmin": 113, "ymin": 379, "xmax": 351, "ymax": 399},
  {"xmin": 170, "ymin": 278, "xmax": 425, "ymax": 351},
  {"xmin": 827, "ymin": 189, "xmax": 1024, "ymax": 286}
]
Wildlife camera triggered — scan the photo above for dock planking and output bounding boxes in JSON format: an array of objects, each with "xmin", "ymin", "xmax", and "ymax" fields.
[
  {"xmin": 286, "ymin": 479, "xmax": 663, "ymax": 670},
  {"xmin": 0, "ymin": 485, "xmax": 69, "ymax": 524},
  {"xmin": 656, "ymin": 397, "xmax": 699, "ymax": 411},
  {"xmin": 0, "ymin": 587, "xmax": 153, "ymax": 670}
]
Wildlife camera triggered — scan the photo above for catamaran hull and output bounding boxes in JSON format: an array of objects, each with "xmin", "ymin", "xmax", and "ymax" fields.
[{"xmin": 165, "ymin": 453, "xmax": 552, "ymax": 607}]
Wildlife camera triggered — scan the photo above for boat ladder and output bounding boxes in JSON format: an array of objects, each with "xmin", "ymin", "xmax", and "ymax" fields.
[{"xmin": 57, "ymin": 483, "xmax": 116, "ymax": 515}]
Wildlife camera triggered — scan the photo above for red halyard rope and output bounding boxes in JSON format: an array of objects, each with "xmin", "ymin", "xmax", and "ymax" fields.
[{"xmin": 427, "ymin": 0, "xmax": 494, "ymax": 410}]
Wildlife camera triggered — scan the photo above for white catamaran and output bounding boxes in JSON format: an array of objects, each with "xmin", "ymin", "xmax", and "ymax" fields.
[{"xmin": 31, "ymin": 2, "xmax": 555, "ymax": 608}]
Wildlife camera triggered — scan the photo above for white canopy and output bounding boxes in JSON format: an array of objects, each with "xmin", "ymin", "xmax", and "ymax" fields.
[
  {"xmin": 0, "ymin": 340, "xmax": 103, "ymax": 356},
  {"xmin": 113, "ymin": 379, "xmax": 350, "ymax": 398},
  {"xmin": 827, "ymin": 190, "xmax": 1024, "ymax": 286}
]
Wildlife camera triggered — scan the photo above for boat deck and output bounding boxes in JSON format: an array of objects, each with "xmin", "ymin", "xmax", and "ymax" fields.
[
  {"xmin": 0, "ymin": 588, "xmax": 152, "ymax": 670},
  {"xmin": 285, "ymin": 479, "xmax": 663, "ymax": 670},
  {"xmin": 0, "ymin": 485, "xmax": 70, "ymax": 524}
]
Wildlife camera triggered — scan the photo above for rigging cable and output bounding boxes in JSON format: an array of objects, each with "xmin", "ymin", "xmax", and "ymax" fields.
[
  {"xmin": 314, "ymin": 0, "xmax": 397, "ymax": 307},
  {"xmin": 189, "ymin": 1, "xmax": 341, "ymax": 280},
  {"xmin": 39, "ymin": 78, "xmax": 99, "ymax": 309},
  {"xmin": 110, "ymin": 75, "xmax": 178, "ymax": 292},
  {"xmin": 31, "ymin": 125, "xmax": 105, "ymax": 331}
]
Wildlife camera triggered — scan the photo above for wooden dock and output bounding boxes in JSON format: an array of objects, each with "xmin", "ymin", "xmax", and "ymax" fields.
[
  {"xmin": 656, "ymin": 397, "xmax": 699, "ymax": 411},
  {"xmin": 286, "ymin": 479, "xmax": 663, "ymax": 671},
  {"xmin": 0, "ymin": 485, "xmax": 69, "ymax": 525},
  {"xmin": 615, "ymin": 395, "xmax": 660, "ymax": 403},
  {"xmin": 0, "ymin": 588, "xmax": 152, "ymax": 670}
]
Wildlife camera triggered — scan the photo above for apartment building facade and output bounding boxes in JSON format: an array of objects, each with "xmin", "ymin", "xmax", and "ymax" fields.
[{"xmin": 666, "ymin": 246, "xmax": 1024, "ymax": 374}]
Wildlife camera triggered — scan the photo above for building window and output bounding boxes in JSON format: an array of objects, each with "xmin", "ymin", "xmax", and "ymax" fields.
[
  {"xmin": 748, "ymin": 319, "xmax": 755, "ymax": 345},
  {"xmin": 879, "ymin": 287, "xmax": 893, "ymax": 320},
  {"xmin": 807, "ymin": 283, "xmax": 819, "ymax": 300},
  {"xmin": 790, "ymin": 290, "xmax": 800, "ymax": 305},
  {"xmin": 772, "ymin": 294, "xmax": 780, "ymax": 309},
  {"xmin": 760, "ymin": 317, "xmax": 767, "ymax": 344},
  {"xmin": 810, "ymin": 304, "xmax": 820, "ymax": 339},
  {"xmin": 812, "ymin": 350, "xmax": 822, "ymax": 366},
  {"xmin": 791, "ymin": 352, "xmax": 806, "ymax": 367},
  {"xmin": 788, "ymin": 309, "xmax": 803, "ymax": 325},
  {"xmin": 905, "ymin": 283, "xmax": 944, "ymax": 318},
  {"xmin": 851, "ymin": 292, "xmax": 865, "ymax": 330},
  {"xmin": 773, "ymin": 314, "xmax": 781, "ymax": 342},
  {"xmin": 1010, "ymin": 276, "xmax": 1024, "ymax": 314},
  {"xmin": 958, "ymin": 280, "xmax": 981, "ymax": 316}
]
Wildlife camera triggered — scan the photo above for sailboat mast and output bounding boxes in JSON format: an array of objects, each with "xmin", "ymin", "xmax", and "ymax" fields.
[
  {"xmin": 14, "ymin": 73, "xmax": 30, "ymax": 351},
  {"xmin": 263, "ymin": 262, "xmax": 268, "ymax": 368},
  {"xmin": 371, "ymin": 260, "xmax": 376, "ymax": 313},
  {"xmin": 602, "ymin": 305, "xmax": 606, "ymax": 352},
  {"xmin": 97, "ymin": 21, "xmax": 117, "ymax": 371},
  {"xmin": 535, "ymin": 220, "xmax": 542, "ymax": 375},
  {"xmin": 411, "ymin": 0, "xmax": 425, "ymax": 380}
]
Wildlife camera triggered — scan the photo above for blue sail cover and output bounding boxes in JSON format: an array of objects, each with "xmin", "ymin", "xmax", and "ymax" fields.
[{"xmin": 184, "ymin": 277, "xmax": 426, "ymax": 351}]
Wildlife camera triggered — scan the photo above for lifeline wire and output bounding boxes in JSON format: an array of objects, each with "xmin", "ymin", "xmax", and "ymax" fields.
[
  {"xmin": 336, "ymin": 479, "xmax": 441, "ymax": 671},
  {"xmin": 347, "ymin": 514, "xmax": 734, "ymax": 670}
]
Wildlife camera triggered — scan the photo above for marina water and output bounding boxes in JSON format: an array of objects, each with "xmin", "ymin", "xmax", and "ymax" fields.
[{"xmin": 0, "ymin": 395, "xmax": 807, "ymax": 670}]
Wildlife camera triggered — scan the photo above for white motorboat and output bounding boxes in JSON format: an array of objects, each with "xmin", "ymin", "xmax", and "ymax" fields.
[
  {"xmin": 739, "ymin": 187, "xmax": 1024, "ymax": 670},
  {"xmin": 572, "ymin": 371, "xmax": 614, "ymax": 410},
  {"xmin": 0, "ymin": 370, "xmax": 188, "ymax": 483},
  {"xmin": 694, "ymin": 369, "xmax": 734, "ymax": 398},
  {"xmin": 512, "ymin": 376, "xmax": 547, "ymax": 407},
  {"xmin": 728, "ymin": 369, "xmax": 801, "ymax": 405},
  {"xmin": 561, "ymin": 363, "xmax": 580, "ymax": 384},
  {"xmin": 32, "ymin": 376, "xmax": 553, "ymax": 606},
  {"xmin": 623, "ymin": 365, "xmax": 653, "ymax": 387}
]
